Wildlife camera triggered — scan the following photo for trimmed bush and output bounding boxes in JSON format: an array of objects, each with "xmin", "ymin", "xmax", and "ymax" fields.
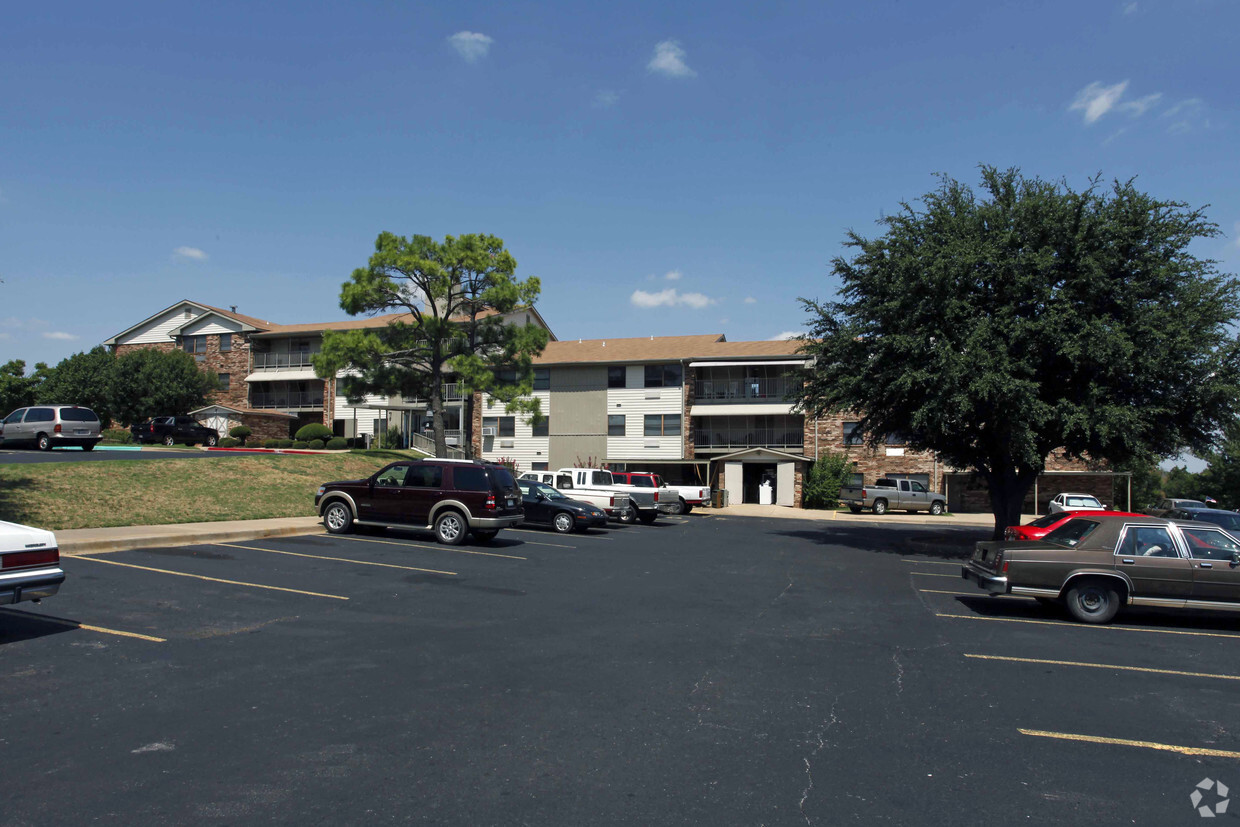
[
  {"xmin": 326, "ymin": 438, "xmax": 347, "ymax": 450},
  {"xmin": 218, "ymin": 437, "xmax": 241, "ymax": 448},
  {"xmin": 295, "ymin": 423, "xmax": 333, "ymax": 442},
  {"xmin": 263, "ymin": 439, "xmax": 280, "ymax": 449},
  {"xmin": 308, "ymin": 439, "xmax": 326, "ymax": 449},
  {"xmin": 377, "ymin": 426, "xmax": 403, "ymax": 449},
  {"xmin": 278, "ymin": 439, "xmax": 294, "ymax": 449},
  {"xmin": 102, "ymin": 428, "xmax": 133, "ymax": 444},
  {"xmin": 228, "ymin": 425, "xmax": 252, "ymax": 446},
  {"xmin": 292, "ymin": 440, "xmax": 310, "ymax": 449}
]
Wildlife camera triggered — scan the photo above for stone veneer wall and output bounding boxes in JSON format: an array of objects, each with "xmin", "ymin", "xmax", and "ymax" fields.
[
  {"xmin": 803, "ymin": 412, "xmax": 945, "ymax": 491},
  {"xmin": 682, "ymin": 370, "xmax": 695, "ymax": 459}
]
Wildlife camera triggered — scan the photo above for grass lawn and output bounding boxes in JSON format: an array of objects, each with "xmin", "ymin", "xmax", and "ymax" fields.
[{"xmin": 0, "ymin": 450, "xmax": 418, "ymax": 530}]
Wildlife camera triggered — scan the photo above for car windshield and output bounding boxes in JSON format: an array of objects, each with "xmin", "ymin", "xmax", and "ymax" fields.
[
  {"xmin": 534, "ymin": 483, "xmax": 568, "ymax": 500},
  {"xmin": 1027, "ymin": 513, "xmax": 1070, "ymax": 529},
  {"xmin": 1042, "ymin": 518, "xmax": 1101, "ymax": 548},
  {"xmin": 627, "ymin": 477, "xmax": 654, "ymax": 487},
  {"xmin": 58, "ymin": 408, "xmax": 99, "ymax": 422},
  {"xmin": 1177, "ymin": 500, "xmax": 1207, "ymax": 509},
  {"xmin": 1191, "ymin": 511, "xmax": 1240, "ymax": 531},
  {"xmin": 1065, "ymin": 496, "xmax": 1102, "ymax": 508}
]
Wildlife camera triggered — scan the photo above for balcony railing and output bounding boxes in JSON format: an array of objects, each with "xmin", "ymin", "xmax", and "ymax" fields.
[
  {"xmin": 693, "ymin": 427, "xmax": 804, "ymax": 451},
  {"xmin": 251, "ymin": 391, "xmax": 325, "ymax": 409},
  {"xmin": 253, "ymin": 351, "xmax": 320, "ymax": 369},
  {"xmin": 694, "ymin": 377, "xmax": 801, "ymax": 403}
]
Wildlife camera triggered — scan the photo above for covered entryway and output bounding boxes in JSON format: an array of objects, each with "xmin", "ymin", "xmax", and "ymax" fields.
[{"xmin": 709, "ymin": 447, "xmax": 811, "ymax": 508}]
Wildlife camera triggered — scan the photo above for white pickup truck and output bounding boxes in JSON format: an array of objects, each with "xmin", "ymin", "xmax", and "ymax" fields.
[
  {"xmin": 612, "ymin": 471, "xmax": 710, "ymax": 515},
  {"xmin": 525, "ymin": 468, "xmax": 663, "ymax": 524},
  {"xmin": 520, "ymin": 471, "xmax": 632, "ymax": 522}
]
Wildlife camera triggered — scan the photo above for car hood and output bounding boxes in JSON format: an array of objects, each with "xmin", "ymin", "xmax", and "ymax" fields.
[
  {"xmin": 0, "ymin": 520, "xmax": 57, "ymax": 553},
  {"xmin": 322, "ymin": 478, "xmax": 370, "ymax": 489}
]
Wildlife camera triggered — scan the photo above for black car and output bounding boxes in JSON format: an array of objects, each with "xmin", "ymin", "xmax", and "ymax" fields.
[
  {"xmin": 517, "ymin": 479, "xmax": 609, "ymax": 534},
  {"xmin": 1166, "ymin": 507, "xmax": 1240, "ymax": 532},
  {"xmin": 131, "ymin": 416, "xmax": 219, "ymax": 447}
]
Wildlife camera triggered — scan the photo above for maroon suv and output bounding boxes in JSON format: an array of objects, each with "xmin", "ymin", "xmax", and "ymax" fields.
[{"xmin": 315, "ymin": 459, "xmax": 523, "ymax": 545}]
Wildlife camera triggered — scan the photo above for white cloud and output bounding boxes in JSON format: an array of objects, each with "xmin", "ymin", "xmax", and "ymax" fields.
[
  {"xmin": 744, "ymin": 296, "xmax": 757, "ymax": 304},
  {"xmin": 647, "ymin": 40, "xmax": 696, "ymax": 78},
  {"xmin": 1069, "ymin": 81, "xmax": 1129, "ymax": 124},
  {"xmin": 593, "ymin": 90, "xmax": 620, "ymax": 108},
  {"xmin": 448, "ymin": 31, "xmax": 493, "ymax": 63},
  {"xmin": 173, "ymin": 246, "xmax": 208, "ymax": 261},
  {"xmin": 770, "ymin": 331, "xmax": 803, "ymax": 341},
  {"xmin": 1118, "ymin": 92, "xmax": 1162, "ymax": 117},
  {"xmin": 664, "ymin": 270, "xmax": 682, "ymax": 281},
  {"xmin": 1123, "ymin": 2, "xmax": 1138, "ymax": 14},
  {"xmin": 42, "ymin": 331, "xmax": 77, "ymax": 341},
  {"xmin": 630, "ymin": 288, "xmax": 717, "ymax": 309},
  {"xmin": 1161, "ymin": 98, "xmax": 1208, "ymax": 134}
]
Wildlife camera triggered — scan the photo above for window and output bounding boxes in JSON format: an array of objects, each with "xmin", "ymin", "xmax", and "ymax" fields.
[
  {"xmin": 644, "ymin": 364, "xmax": 683, "ymax": 388},
  {"xmin": 1044, "ymin": 519, "xmax": 1100, "ymax": 548},
  {"xmin": 843, "ymin": 422, "xmax": 864, "ymax": 445},
  {"xmin": 532, "ymin": 417, "xmax": 549, "ymax": 437},
  {"xmin": 494, "ymin": 368, "xmax": 518, "ymax": 385},
  {"xmin": 218, "ymin": 373, "xmax": 231, "ymax": 392},
  {"xmin": 608, "ymin": 366, "xmax": 626, "ymax": 389},
  {"xmin": 531, "ymin": 462, "xmax": 548, "ymax": 471},
  {"xmin": 533, "ymin": 368, "xmax": 550, "ymax": 390},
  {"xmin": 556, "ymin": 473, "xmax": 574, "ymax": 490},
  {"xmin": 3, "ymin": 410, "xmax": 25, "ymax": 424},
  {"xmin": 1116, "ymin": 526, "xmax": 1178, "ymax": 558},
  {"xmin": 846, "ymin": 473, "xmax": 863, "ymax": 488},
  {"xmin": 219, "ymin": 333, "xmax": 232, "ymax": 352},
  {"xmin": 182, "ymin": 335, "xmax": 206, "ymax": 354},
  {"xmin": 884, "ymin": 432, "xmax": 910, "ymax": 445},
  {"xmin": 884, "ymin": 473, "xmax": 930, "ymax": 489},
  {"xmin": 452, "ymin": 466, "xmax": 489, "ymax": 492},
  {"xmin": 608, "ymin": 414, "xmax": 626, "ymax": 436},
  {"xmin": 374, "ymin": 465, "xmax": 409, "ymax": 487},
  {"xmin": 26, "ymin": 408, "xmax": 54, "ymax": 423},
  {"xmin": 483, "ymin": 416, "xmax": 515, "ymax": 437},
  {"xmin": 59, "ymin": 408, "xmax": 99, "ymax": 423},
  {"xmin": 405, "ymin": 465, "xmax": 444, "ymax": 488},
  {"xmin": 1181, "ymin": 527, "xmax": 1240, "ymax": 561},
  {"xmin": 644, "ymin": 414, "xmax": 681, "ymax": 436}
]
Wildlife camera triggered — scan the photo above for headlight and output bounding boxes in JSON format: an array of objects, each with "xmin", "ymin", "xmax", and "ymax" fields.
[{"xmin": 316, "ymin": 486, "xmax": 325, "ymax": 497}]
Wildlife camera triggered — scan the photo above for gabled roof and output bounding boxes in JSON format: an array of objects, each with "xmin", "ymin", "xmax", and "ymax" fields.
[
  {"xmin": 103, "ymin": 300, "xmax": 276, "ymax": 345},
  {"xmin": 533, "ymin": 334, "xmax": 807, "ymax": 365}
]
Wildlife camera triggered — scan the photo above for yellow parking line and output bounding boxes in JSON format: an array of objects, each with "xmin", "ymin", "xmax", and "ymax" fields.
[
  {"xmin": 936, "ymin": 612, "xmax": 1240, "ymax": 640},
  {"xmin": 72, "ymin": 556, "xmax": 348, "ymax": 600},
  {"xmin": 965, "ymin": 653, "xmax": 1240, "ymax": 681},
  {"xmin": 1, "ymin": 610, "xmax": 165, "ymax": 642},
  {"xmin": 1018, "ymin": 729, "xmax": 1240, "ymax": 759},
  {"xmin": 324, "ymin": 534, "xmax": 527, "ymax": 559},
  {"xmin": 218, "ymin": 543, "xmax": 456, "ymax": 576},
  {"xmin": 901, "ymin": 559, "xmax": 963, "ymax": 566}
]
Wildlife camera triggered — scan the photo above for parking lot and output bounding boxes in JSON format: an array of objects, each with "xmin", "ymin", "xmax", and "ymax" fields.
[{"xmin": 2, "ymin": 514, "xmax": 1238, "ymax": 824}]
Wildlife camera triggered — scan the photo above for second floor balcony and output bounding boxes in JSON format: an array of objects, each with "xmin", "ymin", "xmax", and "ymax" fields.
[
  {"xmin": 253, "ymin": 351, "xmax": 320, "ymax": 370},
  {"xmin": 693, "ymin": 366, "xmax": 803, "ymax": 404},
  {"xmin": 692, "ymin": 414, "xmax": 805, "ymax": 452}
]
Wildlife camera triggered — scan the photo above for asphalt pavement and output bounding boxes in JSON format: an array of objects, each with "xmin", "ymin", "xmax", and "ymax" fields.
[
  {"xmin": 0, "ymin": 446, "xmax": 240, "ymax": 463},
  {"xmin": 4, "ymin": 511, "xmax": 1235, "ymax": 824}
]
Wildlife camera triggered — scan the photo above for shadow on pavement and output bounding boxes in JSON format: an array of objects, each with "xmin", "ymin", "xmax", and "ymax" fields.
[
  {"xmin": 772, "ymin": 525, "xmax": 988, "ymax": 560},
  {"xmin": 951, "ymin": 594, "xmax": 1240, "ymax": 634},
  {"xmin": 0, "ymin": 608, "xmax": 81, "ymax": 645}
]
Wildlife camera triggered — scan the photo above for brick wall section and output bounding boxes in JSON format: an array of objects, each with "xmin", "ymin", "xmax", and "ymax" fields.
[
  {"xmin": 322, "ymin": 378, "xmax": 335, "ymax": 428},
  {"xmin": 239, "ymin": 414, "xmax": 294, "ymax": 444},
  {"xmin": 804, "ymin": 412, "xmax": 944, "ymax": 491},
  {"xmin": 114, "ymin": 335, "xmax": 249, "ymax": 409}
]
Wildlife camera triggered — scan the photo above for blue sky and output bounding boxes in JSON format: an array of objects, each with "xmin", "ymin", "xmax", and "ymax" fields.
[{"xmin": 2, "ymin": 0, "xmax": 1237, "ymax": 374}]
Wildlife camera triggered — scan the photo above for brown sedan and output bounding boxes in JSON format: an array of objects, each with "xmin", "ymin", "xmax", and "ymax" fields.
[{"xmin": 962, "ymin": 514, "xmax": 1240, "ymax": 624}]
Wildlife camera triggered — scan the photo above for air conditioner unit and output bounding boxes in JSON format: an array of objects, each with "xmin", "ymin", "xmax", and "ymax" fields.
[{"xmin": 482, "ymin": 427, "xmax": 497, "ymax": 437}]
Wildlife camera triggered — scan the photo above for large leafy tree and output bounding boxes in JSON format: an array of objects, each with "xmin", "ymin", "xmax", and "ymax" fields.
[
  {"xmin": 796, "ymin": 166, "xmax": 1240, "ymax": 537},
  {"xmin": 0, "ymin": 360, "xmax": 47, "ymax": 416},
  {"xmin": 109, "ymin": 348, "xmax": 218, "ymax": 427},
  {"xmin": 37, "ymin": 346, "xmax": 117, "ymax": 426},
  {"xmin": 314, "ymin": 232, "xmax": 549, "ymax": 457}
]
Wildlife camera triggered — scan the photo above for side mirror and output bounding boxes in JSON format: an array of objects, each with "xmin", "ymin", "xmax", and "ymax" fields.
[{"xmin": 1232, "ymin": 551, "xmax": 1240, "ymax": 565}]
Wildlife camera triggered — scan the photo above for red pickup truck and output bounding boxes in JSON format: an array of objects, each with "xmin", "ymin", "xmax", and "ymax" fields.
[{"xmin": 611, "ymin": 471, "xmax": 711, "ymax": 515}]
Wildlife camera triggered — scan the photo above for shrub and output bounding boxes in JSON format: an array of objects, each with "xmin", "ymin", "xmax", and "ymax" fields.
[
  {"xmin": 278, "ymin": 439, "xmax": 294, "ymax": 449},
  {"xmin": 228, "ymin": 425, "xmax": 252, "ymax": 446},
  {"xmin": 803, "ymin": 452, "xmax": 853, "ymax": 510},
  {"xmin": 292, "ymin": 440, "xmax": 310, "ymax": 449},
  {"xmin": 218, "ymin": 437, "xmax": 241, "ymax": 448},
  {"xmin": 308, "ymin": 439, "xmax": 325, "ymax": 449},
  {"xmin": 326, "ymin": 437, "xmax": 347, "ymax": 450},
  {"xmin": 377, "ymin": 426, "xmax": 403, "ymax": 449},
  {"xmin": 295, "ymin": 423, "xmax": 333, "ymax": 442},
  {"xmin": 263, "ymin": 439, "xmax": 280, "ymax": 449},
  {"xmin": 102, "ymin": 428, "xmax": 133, "ymax": 444}
]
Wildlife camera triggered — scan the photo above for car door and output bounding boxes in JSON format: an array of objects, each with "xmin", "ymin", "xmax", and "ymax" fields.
[
  {"xmin": 519, "ymin": 480, "xmax": 550, "ymax": 525},
  {"xmin": 1113, "ymin": 524, "xmax": 1194, "ymax": 602},
  {"xmin": 362, "ymin": 464, "xmax": 414, "ymax": 523},
  {"xmin": 1, "ymin": 408, "xmax": 27, "ymax": 445},
  {"xmin": 1179, "ymin": 526, "xmax": 1240, "ymax": 605}
]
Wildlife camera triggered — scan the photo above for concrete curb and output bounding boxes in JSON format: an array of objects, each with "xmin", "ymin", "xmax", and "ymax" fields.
[{"xmin": 59, "ymin": 517, "xmax": 324, "ymax": 556}]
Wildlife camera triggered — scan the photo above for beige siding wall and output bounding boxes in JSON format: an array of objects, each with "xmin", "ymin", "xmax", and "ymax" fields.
[
  {"xmin": 551, "ymin": 435, "xmax": 607, "ymax": 470},
  {"xmin": 117, "ymin": 307, "xmax": 201, "ymax": 346}
]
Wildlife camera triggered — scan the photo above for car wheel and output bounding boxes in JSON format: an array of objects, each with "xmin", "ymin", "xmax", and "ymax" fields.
[
  {"xmin": 638, "ymin": 511, "xmax": 658, "ymax": 525},
  {"xmin": 553, "ymin": 512, "xmax": 575, "ymax": 534},
  {"xmin": 37, "ymin": 433, "xmax": 51, "ymax": 451},
  {"xmin": 434, "ymin": 511, "xmax": 467, "ymax": 545},
  {"xmin": 872, "ymin": 499, "xmax": 888, "ymax": 515},
  {"xmin": 205, "ymin": 434, "xmax": 218, "ymax": 447},
  {"xmin": 664, "ymin": 499, "xmax": 686, "ymax": 515},
  {"xmin": 323, "ymin": 501, "xmax": 354, "ymax": 535},
  {"xmin": 1065, "ymin": 580, "xmax": 1121, "ymax": 624},
  {"xmin": 163, "ymin": 435, "xmax": 175, "ymax": 447},
  {"xmin": 82, "ymin": 444, "xmax": 95, "ymax": 452},
  {"xmin": 473, "ymin": 529, "xmax": 499, "ymax": 543},
  {"xmin": 849, "ymin": 506, "xmax": 862, "ymax": 514},
  {"xmin": 930, "ymin": 501, "xmax": 945, "ymax": 516},
  {"xmin": 618, "ymin": 507, "xmax": 638, "ymax": 524}
]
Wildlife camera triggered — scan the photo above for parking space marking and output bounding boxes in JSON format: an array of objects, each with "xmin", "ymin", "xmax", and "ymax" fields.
[
  {"xmin": 1018, "ymin": 729, "xmax": 1240, "ymax": 759},
  {"xmin": 0, "ymin": 609, "xmax": 166, "ymax": 642},
  {"xmin": 920, "ymin": 588, "xmax": 1020, "ymax": 599},
  {"xmin": 217, "ymin": 543, "xmax": 457, "ymax": 576},
  {"xmin": 508, "ymin": 528, "xmax": 612, "ymax": 542},
  {"xmin": 909, "ymin": 571, "xmax": 961, "ymax": 578},
  {"xmin": 901, "ymin": 559, "xmax": 962, "ymax": 566},
  {"xmin": 71, "ymin": 556, "xmax": 349, "ymax": 600},
  {"xmin": 965, "ymin": 653, "xmax": 1240, "ymax": 682},
  {"xmin": 323, "ymin": 534, "xmax": 529, "ymax": 559},
  {"xmin": 936, "ymin": 612, "xmax": 1240, "ymax": 640}
]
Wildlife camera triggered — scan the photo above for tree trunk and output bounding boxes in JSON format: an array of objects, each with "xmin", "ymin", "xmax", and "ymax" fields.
[
  {"xmin": 430, "ymin": 389, "xmax": 446, "ymax": 458},
  {"xmin": 462, "ymin": 389, "xmax": 476, "ymax": 459},
  {"xmin": 984, "ymin": 466, "xmax": 1039, "ymax": 540}
]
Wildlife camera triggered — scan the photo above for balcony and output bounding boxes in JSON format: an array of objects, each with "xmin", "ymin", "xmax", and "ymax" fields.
[
  {"xmin": 253, "ymin": 351, "xmax": 319, "ymax": 369},
  {"xmin": 692, "ymin": 414, "xmax": 804, "ymax": 452},
  {"xmin": 251, "ymin": 391, "xmax": 325, "ymax": 410},
  {"xmin": 694, "ymin": 375, "xmax": 802, "ymax": 404}
]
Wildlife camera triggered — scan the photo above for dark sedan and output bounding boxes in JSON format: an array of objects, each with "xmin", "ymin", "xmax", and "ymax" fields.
[
  {"xmin": 1166, "ymin": 507, "xmax": 1240, "ymax": 532},
  {"xmin": 517, "ymin": 479, "xmax": 608, "ymax": 534}
]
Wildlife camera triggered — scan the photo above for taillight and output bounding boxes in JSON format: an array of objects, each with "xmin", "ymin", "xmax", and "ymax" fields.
[
  {"xmin": 485, "ymin": 494, "xmax": 496, "ymax": 510},
  {"xmin": 54, "ymin": 423, "xmax": 62, "ymax": 434},
  {"xmin": 2, "ymin": 548, "xmax": 59, "ymax": 569},
  {"xmin": 610, "ymin": 496, "xmax": 615, "ymax": 507}
]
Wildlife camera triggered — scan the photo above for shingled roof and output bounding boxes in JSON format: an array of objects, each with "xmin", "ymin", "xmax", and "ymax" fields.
[{"xmin": 533, "ymin": 334, "xmax": 806, "ymax": 365}]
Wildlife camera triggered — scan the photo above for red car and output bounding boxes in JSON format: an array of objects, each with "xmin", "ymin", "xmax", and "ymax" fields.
[{"xmin": 1004, "ymin": 510, "xmax": 1145, "ymax": 541}]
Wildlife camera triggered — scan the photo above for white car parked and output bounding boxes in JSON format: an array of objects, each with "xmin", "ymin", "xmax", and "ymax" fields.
[
  {"xmin": 0, "ymin": 520, "xmax": 64, "ymax": 605},
  {"xmin": 1046, "ymin": 492, "xmax": 1105, "ymax": 515}
]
